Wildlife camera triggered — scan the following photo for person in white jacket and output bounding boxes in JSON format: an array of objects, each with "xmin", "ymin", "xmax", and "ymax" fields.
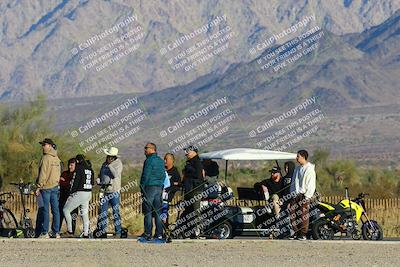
[{"xmin": 289, "ymin": 149, "xmax": 316, "ymax": 240}]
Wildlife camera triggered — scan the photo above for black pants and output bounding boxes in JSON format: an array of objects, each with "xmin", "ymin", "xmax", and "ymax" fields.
[
  {"xmin": 183, "ymin": 188, "xmax": 202, "ymax": 237},
  {"xmin": 166, "ymin": 186, "xmax": 180, "ymax": 202}
]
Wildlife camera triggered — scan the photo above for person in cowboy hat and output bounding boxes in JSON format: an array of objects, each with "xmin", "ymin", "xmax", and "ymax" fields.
[{"xmin": 96, "ymin": 147, "xmax": 123, "ymax": 237}]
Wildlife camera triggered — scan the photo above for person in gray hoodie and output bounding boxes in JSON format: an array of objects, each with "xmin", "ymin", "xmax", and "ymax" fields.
[
  {"xmin": 289, "ymin": 149, "xmax": 316, "ymax": 240},
  {"xmin": 96, "ymin": 147, "xmax": 123, "ymax": 237}
]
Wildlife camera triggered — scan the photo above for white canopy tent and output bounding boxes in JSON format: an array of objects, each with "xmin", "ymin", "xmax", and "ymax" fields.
[
  {"xmin": 200, "ymin": 148, "xmax": 297, "ymax": 161},
  {"xmin": 199, "ymin": 148, "xmax": 297, "ymax": 183}
]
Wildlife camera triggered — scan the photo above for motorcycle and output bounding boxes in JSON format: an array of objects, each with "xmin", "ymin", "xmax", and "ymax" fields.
[{"xmin": 312, "ymin": 188, "xmax": 383, "ymax": 240}]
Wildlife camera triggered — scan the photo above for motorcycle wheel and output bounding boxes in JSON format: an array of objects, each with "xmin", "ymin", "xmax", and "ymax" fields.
[
  {"xmin": 312, "ymin": 220, "xmax": 334, "ymax": 240},
  {"xmin": 362, "ymin": 221, "xmax": 383, "ymax": 240},
  {"xmin": 351, "ymin": 229, "xmax": 361, "ymax": 240}
]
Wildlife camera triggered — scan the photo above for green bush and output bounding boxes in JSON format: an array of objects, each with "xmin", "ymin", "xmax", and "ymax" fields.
[{"xmin": 0, "ymin": 96, "xmax": 54, "ymax": 188}]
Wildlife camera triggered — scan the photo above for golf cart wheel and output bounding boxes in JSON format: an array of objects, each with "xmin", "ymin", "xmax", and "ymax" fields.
[
  {"xmin": 312, "ymin": 220, "xmax": 334, "ymax": 240},
  {"xmin": 362, "ymin": 221, "xmax": 383, "ymax": 241},
  {"xmin": 270, "ymin": 225, "xmax": 280, "ymax": 239},
  {"xmin": 215, "ymin": 221, "xmax": 233, "ymax": 239},
  {"xmin": 24, "ymin": 227, "xmax": 35, "ymax": 238}
]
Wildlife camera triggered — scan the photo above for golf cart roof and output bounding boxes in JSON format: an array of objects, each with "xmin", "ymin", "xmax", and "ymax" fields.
[{"xmin": 199, "ymin": 148, "xmax": 297, "ymax": 161}]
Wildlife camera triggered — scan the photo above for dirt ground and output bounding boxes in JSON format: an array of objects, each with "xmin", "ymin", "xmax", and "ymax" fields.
[{"xmin": 0, "ymin": 239, "xmax": 399, "ymax": 267}]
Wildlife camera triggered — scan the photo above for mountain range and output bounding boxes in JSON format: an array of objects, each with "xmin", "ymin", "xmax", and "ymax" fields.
[
  {"xmin": 1, "ymin": 1, "xmax": 399, "ymax": 164},
  {"xmin": 0, "ymin": 0, "xmax": 399, "ymax": 100}
]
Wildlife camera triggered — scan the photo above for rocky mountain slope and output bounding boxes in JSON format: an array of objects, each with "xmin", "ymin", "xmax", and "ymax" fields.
[{"xmin": 1, "ymin": 0, "xmax": 399, "ymax": 100}]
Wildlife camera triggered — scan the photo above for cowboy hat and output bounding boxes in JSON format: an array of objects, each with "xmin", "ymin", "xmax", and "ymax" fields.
[{"xmin": 103, "ymin": 147, "xmax": 120, "ymax": 157}]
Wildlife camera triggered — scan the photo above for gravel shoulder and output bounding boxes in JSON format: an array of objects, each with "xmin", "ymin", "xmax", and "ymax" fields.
[{"xmin": 1, "ymin": 239, "xmax": 399, "ymax": 267}]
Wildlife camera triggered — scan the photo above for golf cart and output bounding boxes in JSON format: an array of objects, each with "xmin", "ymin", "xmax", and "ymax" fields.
[{"xmin": 170, "ymin": 148, "xmax": 297, "ymax": 239}]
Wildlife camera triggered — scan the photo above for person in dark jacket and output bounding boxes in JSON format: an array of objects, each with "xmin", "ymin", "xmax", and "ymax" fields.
[
  {"xmin": 202, "ymin": 158, "xmax": 219, "ymax": 185},
  {"xmin": 282, "ymin": 161, "xmax": 296, "ymax": 205},
  {"xmin": 63, "ymin": 154, "xmax": 94, "ymax": 238},
  {"xmin": 202, "ymin": 159, "xmax": 219, "ymax": 177},
  {"xmin": 182, "ymin": 146, "xmax": 204, "ymax": 195},
  {"xmin": 182, "ymin": 145, "xmax": 204, "ymax": 238},
  {"xmin": 140, "ymin": 143, "xmax": 165, "ymax": 240},
  {"xmin": 164, "ymin": 153, "xmax": 181, "ymax": 202},
  {"xmin": 59, "ymin": 158, "xmax": 78, "ymax": 234},
  {"xmin": 257, "ymin": 166, "xmax": 285, "ymax": 217}
]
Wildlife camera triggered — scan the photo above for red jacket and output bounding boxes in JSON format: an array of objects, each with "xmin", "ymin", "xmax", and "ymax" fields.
[{"xmin": 60, "ymin": 171, "xmax": 73, "ymax": 189}]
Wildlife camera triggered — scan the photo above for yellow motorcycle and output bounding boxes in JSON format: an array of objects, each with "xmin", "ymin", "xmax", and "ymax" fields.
[{"xmin": 312, "ymin": 188, "xmax": 383, "ymax": 240}]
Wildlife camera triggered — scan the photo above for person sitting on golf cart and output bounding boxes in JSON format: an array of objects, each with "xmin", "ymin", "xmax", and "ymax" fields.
[
  {"xmin": 202, "ymin": 159, "xmax": 219, "ymax": 185},
  {"xmin": 254, "ymin": 167, "xmax": 285, "ymax": 217}
]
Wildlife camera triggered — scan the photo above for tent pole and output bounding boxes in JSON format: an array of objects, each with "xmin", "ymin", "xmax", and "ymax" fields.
[{"xmin": 225, "ymin": 160, "xmax": 228, "ymax": 184}]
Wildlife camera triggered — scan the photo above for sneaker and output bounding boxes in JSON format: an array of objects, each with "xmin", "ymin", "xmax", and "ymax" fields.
[
  {"xmin": 153, "ymin": 235, "xmax": 164, "ymax": 240},
  {"xmin": 297, "ymin": 236, "xmax": 307, "ymax": 241},
  {"xmin": 49, "ymin": 232, "xmax": 61, "ymax": 239},
  {"xmin": 62, "ymin": 231, "xmax": 75, "ymax": 238},
  {"xmin": 289, "ymin": 235, "xmax": 297, "ymax": 240},
  {"xmin": 79, "ymin": 232, "xmax": 92, "ymax": 238},
  {"xmin": 55, "ymin": 233, "xmax": 61, "ymax": 239},
  {"xmin": 139, "ymin": 233, "xmax": 152, "ymax": 241},
  {"xmin": 93, "ymin": 228, "xmax": 107, "ymax": 238},
  {"xmin": 39, "ymin": 233, "xmax": 50, "ymax": 239}
]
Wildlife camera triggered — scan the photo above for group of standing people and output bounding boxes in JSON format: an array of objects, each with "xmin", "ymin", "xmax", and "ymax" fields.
[
  {"xmin": 140, "ymin": 143, "xmax": 206, "ymax": 240},
  {"xmin": 35, "ymin": 138, "xmax": 123, "ymax": 238},
  {"xmin": 34, "ymin": 137, "xmax": 315, "ymax": 240},
  {"xmin": 34, "ymin": 138, "xmax": 184, "ymax": 240}
]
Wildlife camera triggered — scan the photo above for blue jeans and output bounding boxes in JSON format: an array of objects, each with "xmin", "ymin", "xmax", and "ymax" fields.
[
  {"xmin": 40, "ymin": 186, "xmax": 60, "ymax": 234},
  {"xmin": 142, "ymin": 186, "xmax": 163, "ymax": 237},
  {"xmin": 98, "ymin": 192, "xmax": 122, "ymax": 236}
]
